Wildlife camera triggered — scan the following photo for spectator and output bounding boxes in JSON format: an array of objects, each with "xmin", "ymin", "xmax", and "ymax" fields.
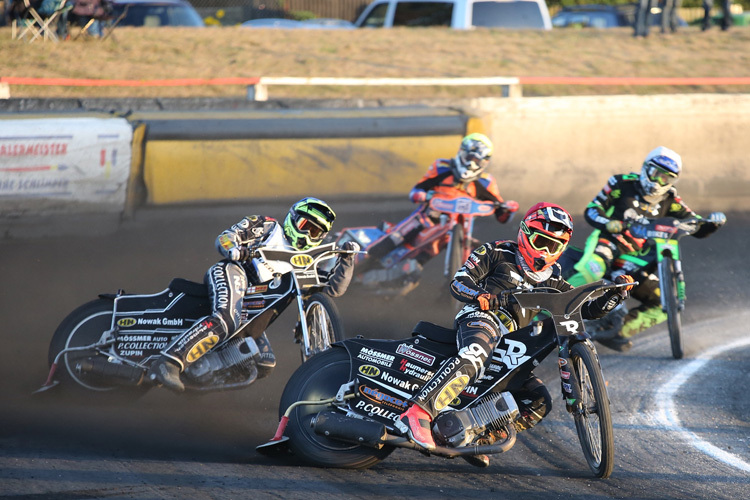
[
  {"xmin": 661, "ymin": 0, "xmax": 681, "ymax": 33},
  {"xmin": 702, "ymin": 0, "xmax": 733, "ymax": 31},
  {"xmin": 634, "ymin": 0, "xmax": 654, "ymax": 37}
]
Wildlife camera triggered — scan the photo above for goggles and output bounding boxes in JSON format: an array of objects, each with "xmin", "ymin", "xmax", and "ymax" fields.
[
  {"xmin": 295, "ymin": 216, "xmax": 326, "ymax": 239},
  {"xmin": 647, "ymin": 165, "xmax": 678, "ymax": 187},
  {"xmin": 459, "ymin": 150, "xmax": 490, "ymax": 170},
  {"xmin": 528, "ymin": 230, "xmax": 567, "ymax": 255}
]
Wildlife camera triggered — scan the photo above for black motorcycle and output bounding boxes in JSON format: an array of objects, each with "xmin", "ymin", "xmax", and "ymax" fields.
[
  {"xmin": 40, "ymin": 243, "xmax": 353, "ymax": 395},
  {"xmin": 258, "ymin": 281, "xmax": 632, "ymax": 478}
]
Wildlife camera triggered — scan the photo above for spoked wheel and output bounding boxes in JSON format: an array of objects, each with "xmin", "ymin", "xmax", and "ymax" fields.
[
  {"xmin": 280, "ymin": 347, "xmax": 394, "ymax": 468},
  {"xmin": 660, "ymin": 257, "xmax": 683, "ymax": 359},
  {"xmin": 570, "ymin": 342, "xmax": 615, "ymax": 478},
  {"xmin": 48, "ymin": 299, "xmax": 147, "ymax": 396},
  {"xmin": 445, "ymin": 224, "xmax": 465, "ymax": 313},
  {"xmin": 300, "ymin": 293, "xmax": 345, "ymax": 362}
]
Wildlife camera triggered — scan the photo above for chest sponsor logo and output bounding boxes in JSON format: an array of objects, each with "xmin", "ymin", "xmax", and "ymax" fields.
[
  {"xmin": 396, "ymin": 344, "xmax": 435, "ymax": 366},
  {"xmin": 291, "ymin": 254, "xmax": 313, "ymax": 267}
]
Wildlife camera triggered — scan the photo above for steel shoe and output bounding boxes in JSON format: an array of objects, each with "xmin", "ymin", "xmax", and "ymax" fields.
[{"xmin": 147, "ymin": 357, "xmax": 185, "ymax": 392}]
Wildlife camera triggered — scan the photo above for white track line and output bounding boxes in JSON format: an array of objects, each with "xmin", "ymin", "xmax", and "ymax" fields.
[{"xmin": 654, "ymin": 336, "xmax": 750, "ymax": 473}]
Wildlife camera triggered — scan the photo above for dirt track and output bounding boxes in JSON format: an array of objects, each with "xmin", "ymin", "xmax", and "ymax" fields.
[{"xmin": 1, "ymin": 199, "xmax": 748, "ymax": 499}]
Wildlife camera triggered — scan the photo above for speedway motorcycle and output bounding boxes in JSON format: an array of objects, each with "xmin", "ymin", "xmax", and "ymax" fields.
[
  {"xmin": 40, "ymin": 243, "xmax": 354, "ymax": 395},
  {"xmin": 258, "ymin": 281, "xmax": 632, "ymax": 478},
  {"xmin": 562, "ymin": 216, "xmax": 713, "ymax": 359},
  {"xmin": 333, "ymin": 188, "xmax": 514, "ymax": 296}
]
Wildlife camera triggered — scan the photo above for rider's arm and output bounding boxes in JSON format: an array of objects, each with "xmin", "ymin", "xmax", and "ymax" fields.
[
  {"xmin": 667, "ymin": 191, "xmax": 726, "ymax": 239},
  {"xmin": 321, "ymin": 242, "xmax": 358, "ymax": 298},
  {"xmin": 215, "ymin": 215, "xmax": 277, "ymax": 261},
  {"xmin": 583, "ymin": 176, "xmax": 623, "ymax": 233},
  {"xmin": 449, "ymin": 242, "xmax": 504, "ymax": 303},
  {"xmin": 409, "ymin": 161, "xmax": 452, "ymax": 203},
  {"xmin": 472, "ymin": 175, "xmax": 519, "ymax": 223}
]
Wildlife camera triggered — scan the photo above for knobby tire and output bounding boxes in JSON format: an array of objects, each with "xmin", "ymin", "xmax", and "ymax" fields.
[
  {"xmin": 661, "ymin": 258, "xmax": 683, "ymax": 359},
  {"xmin": 570, "ymin": 342, "xmax": 615, "ymax": 478}
]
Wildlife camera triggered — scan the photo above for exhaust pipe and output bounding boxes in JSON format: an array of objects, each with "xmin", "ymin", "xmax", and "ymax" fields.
[
  {"xmin": 312, "ymin": 411, "xmax": 388, "ymax": 449},
  {"xmin": 76, "ymin": 357, "xmax": 145, "ymax": 385}
]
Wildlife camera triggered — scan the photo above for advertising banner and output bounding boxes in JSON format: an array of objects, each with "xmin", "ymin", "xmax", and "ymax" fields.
[{"xmin": 0, "ymin": 117, "xmax": 133, "ymax": 216}]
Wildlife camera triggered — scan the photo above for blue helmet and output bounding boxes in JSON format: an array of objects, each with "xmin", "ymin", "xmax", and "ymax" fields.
[{"xmin": 639, "ymin": 146, "xmax": 682, "ymax": 197}]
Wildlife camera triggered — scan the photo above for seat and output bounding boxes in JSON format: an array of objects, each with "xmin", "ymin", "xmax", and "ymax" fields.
[{"xmin": 10, "ymin": 0, "xmax": 71, "ymax": 42}]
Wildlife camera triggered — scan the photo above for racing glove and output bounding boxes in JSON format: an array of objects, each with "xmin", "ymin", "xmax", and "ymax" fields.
[
  {"xmin": 477, "ymin": 293, "xmax": 499, "ymax": 311},
  {"xmin": 496, "ymin": 200, "xmax": 520, "ymax": 224},
  {"xmin": 605, "ymin": 220, "xmax": 625, "ymax": 234},
  {"xmin": 707, "ymin": 212, "xmax": 727, "ymax": 227},
  {"xmin": 614, "ymin": 274, "xmax": 635, "ymax": 298},
  {"xmin": 340, "ymin": 241, "xmax": 360, "ymax": 263}
]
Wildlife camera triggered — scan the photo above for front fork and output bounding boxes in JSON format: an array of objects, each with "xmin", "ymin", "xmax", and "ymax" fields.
[
  {"xmin": 558, "ymin": 337, "xmax": 583, "ymax": 410},
  {"xmin": 658, "ymin": 256, "xmax": 686, "ymax": 312},
  {"xmin": 291, "ymin": 274, "xmax": 314, "ymax": 359}
]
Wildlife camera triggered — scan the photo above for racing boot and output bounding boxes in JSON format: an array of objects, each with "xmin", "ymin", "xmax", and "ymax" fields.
[
  {"xmin": 396, "ymin": 404, "xmax": 436, "ymax": 451},
  {"xmin": 147, "ymin": 315, "xmax": 228, "ymax": 392},
  {"xmin": 255, "ymin": 332, "xmax": 277, "ymax": 379}
]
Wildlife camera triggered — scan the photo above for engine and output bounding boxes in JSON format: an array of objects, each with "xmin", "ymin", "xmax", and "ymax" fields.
[
  {"xmin": 184, "ymin": 336, "xmax": 261, "ymax": 385},
  {"xmin": 432, "ymin": 391, "xmax": 519, "ymax": 448}
]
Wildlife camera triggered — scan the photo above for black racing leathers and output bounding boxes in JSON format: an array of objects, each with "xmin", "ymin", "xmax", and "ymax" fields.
[
  {"xmin": 410, "ymin": 240, "xmax": 621, "ymax": 429},
  {"xmin": 161, "ymin": 215, "xmax": 354, "ymax": 370}
]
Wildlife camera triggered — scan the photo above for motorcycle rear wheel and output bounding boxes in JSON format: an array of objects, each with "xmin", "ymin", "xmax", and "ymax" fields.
[
  {"xmin": 301, "ymin": 292, "xmax": 345, "ymax": 362},
  {"xmin": 570, "ymin": 342, "xmax": 615, "ymax": 478},
  {"xmin": 48, "ymin": 299, "xmax": 148, "ymax": 396},
  {"xmin": 280, "ymin": 347, "xmax": 394, "ymax": 468},
  {"xmin": 660, "ymin": 258, "xmax": 683, "ymax": 359}
]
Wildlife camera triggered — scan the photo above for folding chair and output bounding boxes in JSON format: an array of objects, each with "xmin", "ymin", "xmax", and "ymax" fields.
[
  {"xmin": 70, "ymin": 0, "xmax": 122, "ymax": 41},
  {"xmin": 11, "ymin": 0, "xmax": 71, "ymax": 42}
]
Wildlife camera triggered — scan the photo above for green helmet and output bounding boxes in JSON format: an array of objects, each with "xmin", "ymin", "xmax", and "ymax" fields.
[{"xmin": 283, "ymin": 197, "xmax": 336, "ymax": 250}]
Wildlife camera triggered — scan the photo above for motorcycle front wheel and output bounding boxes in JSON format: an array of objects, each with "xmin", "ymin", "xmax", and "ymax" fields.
[
  {"xmin": 570, "ymin": 342, "xmax": 615, "ymax": 478},
  {"xmin": 300, "ymin": 293, "xmax": 345, "ymax": 362},
  {"xmin": 48, "ymin": 299, "xmax": 148, "ymax": 396},
  {"xmin": 280, "ymin": 347, "xmax": 394, "ymax": 468},
  {"xmin": 660, "ymin": 258, "xmax": 683, "ymax": 359}
]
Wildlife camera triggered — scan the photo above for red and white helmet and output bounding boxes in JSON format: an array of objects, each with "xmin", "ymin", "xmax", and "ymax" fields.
[{"xmin": 517, "ymin": 202, "xmax": 573, "ymax": 272}]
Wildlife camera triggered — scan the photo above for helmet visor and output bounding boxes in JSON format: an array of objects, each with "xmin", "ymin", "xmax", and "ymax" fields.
[
  {"xmin": 528, "ymin": 231, "xmax": 567, "ymax": 255},
  {"xmin": 458, "ymin": 150, "xmax": 490, "ymax": 171},
  {"xmin": 647, "ymin": 165, "xmax": 678, "ymax": 187},
  {"xmin": 295, "ymin": 216, "xmax": 326, "ymax": 239}
]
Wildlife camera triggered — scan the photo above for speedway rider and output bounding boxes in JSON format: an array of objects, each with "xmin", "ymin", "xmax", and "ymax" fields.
[
  {"xmin": 567, "ymin": 146, "xmax": 727, "ymax": 352},
  {"xmin": 148, "ymin": 197, "xmax": 359, "ymax": 392},
  {"xmin": 366, "ymin": 133, "xmax": 519, "ymax": 260},
  {"xmin": 396, "ymin": 202, "xmax": 635, "ymax": 466}
]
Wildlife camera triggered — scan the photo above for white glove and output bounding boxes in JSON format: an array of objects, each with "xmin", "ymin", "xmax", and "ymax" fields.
[
  {"xmin": 707, "ymin": 212, "xmax": 727, "ymax": 226},
  {"xmin": 228, "ymin": 248, "xmax": 242, "ymax": 261}
]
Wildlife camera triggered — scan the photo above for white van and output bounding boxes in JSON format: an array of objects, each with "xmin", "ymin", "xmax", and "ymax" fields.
[{"xmin": 354, "ymin": 0, "xmax": 552, "ymax": 30}]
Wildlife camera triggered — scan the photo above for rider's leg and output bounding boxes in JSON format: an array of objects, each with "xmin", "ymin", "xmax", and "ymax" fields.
[
  {"xmin": 366, "ymin": 213, "xmax": 425, "ymax": 260},
  {"xmin": 512, "ymin": 374, "xmax": 552, "ymax": 432},
  {"xmin": 148, "ymin": 261, "xmax": 247, "ymax": 391},
  {"xmin": 396, "ymin": 312, "xmax": 501, "ymax": 450},
  {"xmin": 597, "ymin": 275, "xmax": 663, "ymax": 352}
]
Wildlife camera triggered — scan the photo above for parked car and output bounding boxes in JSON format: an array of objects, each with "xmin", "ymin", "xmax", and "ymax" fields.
[
  {"xmin": 111, "ymin": 0, "xmax": 205, "ymax": 27},
  {"xmin": 551, "ymin": 4, "xmax": 686, "ymax": 29},
  {"xmin": 353, "ymin": 0, "xmax": 552, "ymax": 30}
]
